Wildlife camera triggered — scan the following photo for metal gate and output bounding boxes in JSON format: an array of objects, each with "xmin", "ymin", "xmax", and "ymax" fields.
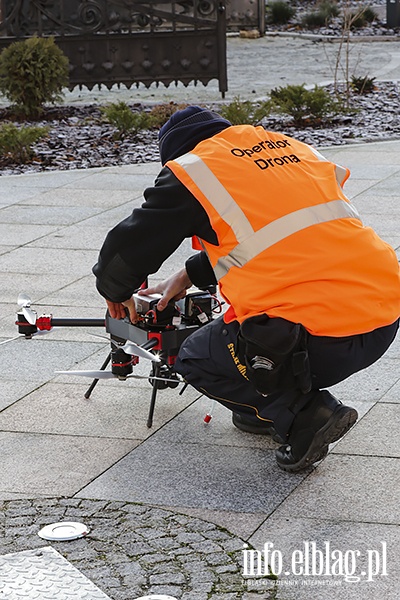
[{"xmin": 0, "ymin": 0, "xmax": 228, "ymax": 95}]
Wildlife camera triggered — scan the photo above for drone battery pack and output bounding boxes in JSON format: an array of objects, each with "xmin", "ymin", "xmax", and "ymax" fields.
[
  {"xmin": 177, "ymin": 291, "xmax": 213, "ymax": 324},
  {"xmin": 133, "ymin": 293, "xmax": 178, "ymax": 326}
]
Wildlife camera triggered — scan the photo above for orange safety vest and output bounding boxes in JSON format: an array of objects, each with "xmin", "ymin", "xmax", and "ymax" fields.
[{"xmin": 167, "ymin": 125, "xmax": 400, "ymax": 337}]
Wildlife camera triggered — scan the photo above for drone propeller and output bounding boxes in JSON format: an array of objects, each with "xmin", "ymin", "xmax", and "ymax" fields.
[
  {"xmin": 17, "ymin": 293, "xmax": 37, "ymax": 325},
  {"xmin": 90, "ymin": 333, "xmax": 161, "ymax": 363},
  {"xmin": 0, "ymin": 335, "xmax": 21, "ymax": 346},
  {"xmin": 55, "ymin": 369, "xmax": 182, "ymax": 384},
  {"xmin": 119, "ymin": 340, "xmax": 161, "ymax": 363}
]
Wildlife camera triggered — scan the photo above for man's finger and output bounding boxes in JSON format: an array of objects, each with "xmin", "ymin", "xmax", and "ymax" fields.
[
  {"xmin": 138, "ymin": 286, "xmax": 159, "ymax": 296},
  {"xmin": 122, "ymin": 298, "xmax": 138, "ymax": 323}
]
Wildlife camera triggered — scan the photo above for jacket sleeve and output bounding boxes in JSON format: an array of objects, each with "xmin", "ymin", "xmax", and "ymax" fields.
[{"xmin": 93, "ymin": 166, "xmax": 218, "ymax": 302}]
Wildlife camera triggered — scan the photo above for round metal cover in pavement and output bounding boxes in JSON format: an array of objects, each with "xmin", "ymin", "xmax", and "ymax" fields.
[
  {"xmin": 134, "ymin": 596, "xmax": 178, "ymax": 600},
  {"xmin": 38, "ymin": 521, "xmax": 90, "ymax": 541}
]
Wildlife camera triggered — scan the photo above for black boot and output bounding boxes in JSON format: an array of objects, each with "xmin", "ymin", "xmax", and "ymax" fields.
[
  {"xmin": 232, "ymin": 413, "xmax": 284, "ymax": 443},
  {"xmin": 275, "ymin": 393, "xmax": 358, "ymax": 473}
]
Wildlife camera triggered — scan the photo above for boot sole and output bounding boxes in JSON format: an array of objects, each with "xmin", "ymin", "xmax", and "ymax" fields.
[{"xmin": 276, "ymin": 405, "xmax": 358, "ymax": 473}]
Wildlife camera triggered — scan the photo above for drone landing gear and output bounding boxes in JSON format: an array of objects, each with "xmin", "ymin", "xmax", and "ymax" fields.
[
  {"xmin": 83, "ymin": 343, "xmax": 176, "ymax": 428},
  {"xmin": 84, "ymin": 353, "xmax": 111, "ymax": 400}
]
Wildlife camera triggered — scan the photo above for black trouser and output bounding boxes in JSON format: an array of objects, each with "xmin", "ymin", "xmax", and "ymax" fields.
[{"xmin": 174, "ymin": 316, "xmax": 399, "ymax": 439}]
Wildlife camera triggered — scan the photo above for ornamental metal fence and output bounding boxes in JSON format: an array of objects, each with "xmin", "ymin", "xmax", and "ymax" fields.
[{"xmin": 0, "ymin": 0, "xmax": 235, "ymax": 95}]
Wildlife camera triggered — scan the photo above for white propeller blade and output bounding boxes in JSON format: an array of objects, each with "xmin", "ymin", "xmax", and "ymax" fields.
[
  {"xmin": 91, "ymin": 334, "xmax": 161, "ymax": 363},
  {"xmin": 55, "ymin": 370, "xmax": 182, "ymax": 384},
  {"xmin": 120, "ymin": 340, "xmax": 161, "ymax": 363},
  {"xmin": 17, "ymin": 292, "xmax": 32, "ymax": 307},
  {"xmin": 17, "ymin": 293, "xmax": 37, "ymax": 325},
  {"xmin": 56, "ymin": 370, "xmax": 116, "ymax": 379},
  {"xmin": 0, "ymin": 335, "xmax": 21, "ymax": 346}
]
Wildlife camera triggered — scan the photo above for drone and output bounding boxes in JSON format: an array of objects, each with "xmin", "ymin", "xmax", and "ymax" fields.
[{"xmin": 15, "ymin": 289, "xmax": 221, "ymax": 427}]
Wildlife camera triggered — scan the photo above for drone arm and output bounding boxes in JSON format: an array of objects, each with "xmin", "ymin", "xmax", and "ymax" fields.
[{"xmin": 47, "ymin": 317, "xmax": 106, "ymax": 328}]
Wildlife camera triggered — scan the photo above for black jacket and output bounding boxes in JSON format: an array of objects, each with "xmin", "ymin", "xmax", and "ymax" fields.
[{"xmin": 92, "ymin": 166, "xmax": 218, "ymax": 302}]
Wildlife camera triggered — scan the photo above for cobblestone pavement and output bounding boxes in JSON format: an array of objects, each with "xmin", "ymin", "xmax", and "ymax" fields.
[{"xmin": 0, "ymin": 498, "xmax": 274, "ymax": 600}]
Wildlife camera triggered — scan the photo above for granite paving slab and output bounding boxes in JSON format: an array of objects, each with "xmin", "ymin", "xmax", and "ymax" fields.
[
  {"xmin": 70, "ymin": 203, "xmax": 142, "ymax": 228},
  {"xmin": 380, "ymin": 379, "xmax": 400, "ymax": 403},
  {"xmin": 266, "ymin": 454, "xmax": 400, "ymax": 525},
  {"xmin": 0, "ymin": 247, "xmax": 97, "ymax": 278},
  {"xmin": 329, "ymin": 356, "xmax": 400, "ymax": 402},
  {"xmin": 0, "ymin": 170, "xmax": 97, "ymax": 188},
  {"xmin": 39, "ymin": 276, "xmax": 107, "ymax": 309},
  {"xmin": 248, "ymin": 515, "xmax": 400, "ymax": 600},
  {"xmin": 21, "ymin": 187, "xmax": 135, "ymax": 209},
  {"xmin": 0, "ymin": 186, "xmax": 50, "ymax": 206},
  {"xmin": 338, "ymin": 164, "xmax": 400, "ymax": 181},
  {"xmin": 0, "ymin": 381, "xmax": 195, "ymax": 440},
  {"xmin": 341, "ymin": 178, "xmax": 380, "ymax": 199},
  {"xmin": 0, "ymin": 379, "xmax": 42, "ymax": 412},
  {"xmin": 2, "ymin": 338, "xmax": 103, "ymax": 383},
  {"xmin": 353, "ymin": 194, "xmax": 400, "ymax": 214},
  {"xmin": 27, "ymin": 224, "xmax": 120, "ymax": 251},
  {"xmin": 0, "ymin": 431, "xmax": 138, "ymax": 497},
  {"xmin": 77, "ymin": 435, "xmax": 307, "ymax": 513},
  {"xmin": 0, "ymin": 223, "xmax": 59, "ymax": 247},
  {"xmin": 362, "ymin": 214, "xmax": 400, "ymax": 238},
  {"xmin": 331, "ymin": 402, "xmax": 400, "ymax": 457},
  {"xmin": 62, "ymin": 171, "xmax": 160, "ymax": 192},
  {"xmin": 0, "ymin": 272, "xmax": 79, "ymax": 305},
  {"xmin": 0, "ymin": 204, "xmax": 101, "ymax": 226},
  {"xmin": 145, "ymin": 397, "xmax": 293, "ymax": 451}
]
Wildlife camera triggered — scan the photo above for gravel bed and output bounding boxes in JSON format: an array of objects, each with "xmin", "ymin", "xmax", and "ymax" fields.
[
  {"xmin": 1, "ymin": 80, "xmax": 400, "ymax": 176},
  {"xmin": 266, "ymin": 0, "xmax": 398, "ymax": 37}
]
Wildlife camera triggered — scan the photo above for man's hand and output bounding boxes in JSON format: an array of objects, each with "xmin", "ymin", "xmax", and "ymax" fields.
[
  {"xmin": 106, "ymin": 297, "xmax": 138, "ymax": 323},
  {"xmin": 139, "ymin": 268, "xmax": 192, "ymax": 311}
]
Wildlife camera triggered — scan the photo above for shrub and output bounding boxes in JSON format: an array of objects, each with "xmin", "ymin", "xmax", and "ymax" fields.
[
  {"xmin": 318, "ymin": 1, "xmax": 340, "ymax": 20},
  {"xmin": 270, "ymin": 84, "xmax": 340, "ymax": 125},
  {"xmin": 219, "ymin": 97, "xmax": 271, "ymax": 125},
  {"xmin": 267, "ymin": 1, "xmax": 296, "ymax": 25},
  {"xmin": 351, "ymin": 75, "xmax": 376, "ymax": 94},
  {"xmin": 0, "ymin": 122, "xmax": 49, "ymax": 163},
  {"xmin": 350, "ymin": 7, "xmax": 377, "ymax": 28},
  {"xmin": 363, "ymin": 7, "xmax": 378, "ymax": 23},
  {"xmin": 101, "ymin": 101, "xmax": 151, "ymax": 137},
  {"xmin": 147, "ymin": 102, "xmax": 189, "ymax": 128},
  {"xmin": 0, "ymin": 36, "xmax": 69, "ymax": 119},
  {"xmin": 302, "ymin": 1, "xmax": 339, "ymax": 28}
]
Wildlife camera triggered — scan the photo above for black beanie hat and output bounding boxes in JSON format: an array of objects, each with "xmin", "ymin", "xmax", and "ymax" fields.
[{"xmin": 158, "ymin": 105, "xmax": 232, "ymax": 165}]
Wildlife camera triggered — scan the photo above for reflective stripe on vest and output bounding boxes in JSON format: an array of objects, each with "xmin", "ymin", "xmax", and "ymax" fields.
[{"xmin": 174, "ymin": 153, "xmax": 361, "ymax": 280}]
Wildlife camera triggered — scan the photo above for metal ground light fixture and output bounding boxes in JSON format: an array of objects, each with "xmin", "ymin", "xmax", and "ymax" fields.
[{"xmin": 134, "ymin": 596, "xmax": 178, "ymax": 599}]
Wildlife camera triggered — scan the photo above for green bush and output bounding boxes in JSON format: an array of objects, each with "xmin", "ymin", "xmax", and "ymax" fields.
[
  {"xmin": 363, "ymin": 6, "xmax": 378, "ymax": 22},
  {"xmin": 219, "ymin": 97, "xmax": 271, "ymax": 125},
  {"xmin": 318, "ymin": 1, "xmax": 340, "ymax": 20},
  {"xmin": 350, "ymin": 7, "xmax": 377, "ymax": 28},
  {"xmin": 302, "ymin": 1, "xmax": 339, "ymax": 28},
  {"xmin": 147, "ymin": 102, "xmax": 189, "ymax": 129},
  {"xmin": 101, "ymin": 101, "xmax": 151, "ymax": 137},
  {"xmin": 267, "ymin": 1, "xmax": 296, "ymax": 24},
  {"xmin": 301, "ymin": 10, "xmax": 327, "ymax": 27},
  {"xmin": 0, "ymin": 36, "xmax": 69, "ymax": 119},
  {"xmin": 270, "ymin": 84, "xmax": 340, "ymax": 125},
  {"xmin": 351, "ymin": 75, "xmax": 376, "ymax": 94},
  {"xmin": 0, "ymin": 122, "xmax": 49, "ymax": 163}
]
